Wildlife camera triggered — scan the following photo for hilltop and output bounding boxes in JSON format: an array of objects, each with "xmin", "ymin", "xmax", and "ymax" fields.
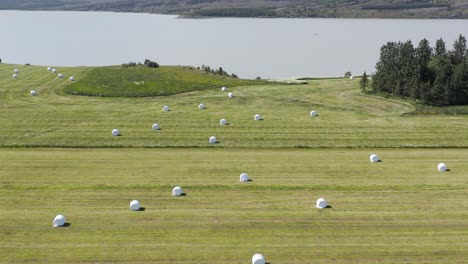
[{"xmin": 1, "ymin": 0, "xmax": 468, "ymax": 19}]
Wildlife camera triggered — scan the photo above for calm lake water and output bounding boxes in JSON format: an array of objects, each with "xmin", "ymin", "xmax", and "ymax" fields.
[{"xmin": 1, "ymin": 11, "xmax": 468, "ymax": 79}]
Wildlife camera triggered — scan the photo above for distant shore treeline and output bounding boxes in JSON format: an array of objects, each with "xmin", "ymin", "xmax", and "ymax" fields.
[{"xmin": 371, "ymin": 35, "xmax": 468, "ymax": 106}]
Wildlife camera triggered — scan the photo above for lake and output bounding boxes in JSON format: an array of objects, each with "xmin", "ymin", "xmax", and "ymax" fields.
[{"xmin": 1, "ymin": 11, "xmax": 467, "ymax": 79}]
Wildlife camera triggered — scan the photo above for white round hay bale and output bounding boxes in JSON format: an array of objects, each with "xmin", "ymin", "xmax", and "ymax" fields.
[
  {"xmin": 240, "ymin": 173, "xmax": 250, "ymax": 182},
  {"xmin": 228, "ymin": 92, "xmax": 234, "ymax": 98},
  {"xmin": 252, "ymin": 253, "xmax": 265, "ymax": 264},
  {"xmin": 69, "ymin": 76, "xmax": 75, "ymax": 81},
  {"xmin": 129, "ymin": 200, "xmax": 141, "ymax": 211},
  {"xmin": 310, "ymin": 111, "xmax": 318, "ymax": 117},
  {"xmin": 254, "ymin": 114, "xmax": 262, "ymax": 121},
  {"xmin": 209, "ymin": 136, "xmax": 217, "ymax": 144},
  {"xmin": 12, "ymin": 74, "xmax": 18, "ymax": 79},
  {"xmin": 199, "ymin": 103, "xmax": 205, "ymax": 109},
  {"xmin": 172, "ymin": 186, "xmax": 183, "ymax": 196},
  {"xmin": 220, "ymin": 119, "xmax": 227, "ymax": 126},
  {"xmin": 14, "ymin": 69, "xmax": 19, "ymax": 73},
  {"xmin": 30, "ymin": 90, "xmax": 38, "ymax": 96},
  {"xmin": 369, "ymin": 154, "xmax": 380, "ymax": 163},
  {"xmin": 53, "ymin": 215, "xmax": 66, "ymax": 227},
  {"xmin": 221, "ymin": 86, "xmax": 227, "ymax": 92},
  {"xmin": 162, "ymin": 105, "xmax": 170, "ymax": 112},
  {"xmin": 316, "ymin": 198, "xmax": 328, "ymax": 209},
  {"xmin": 437, "ymin": 163, "xmax": 447, "ymax": 172},
  {"xmin": 350, "ymin": 75, "xmax": 354, "ymax": 79},
  {"xmin": 152, "ymin": 123, "xmax": 160, "ymax": 130},
  {"xmin": 47, "ymin": 67, "xmax": 52, "ymax": 71},
  {"xmin": 52, "ymin": 68, "xmax": 57, "ymax": 73},
  {"xmin": 112, "ymin": 129, "xmax": 120, "ymax": 136},
  {"xmin": 58, "ymin": 73, "xmax": 64, "ymax": 78}
]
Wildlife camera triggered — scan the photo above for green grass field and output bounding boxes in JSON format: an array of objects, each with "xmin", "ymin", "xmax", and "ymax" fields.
[{"xmin": 0, "ymin": 64, "xmax": 467, "ymax": 263}]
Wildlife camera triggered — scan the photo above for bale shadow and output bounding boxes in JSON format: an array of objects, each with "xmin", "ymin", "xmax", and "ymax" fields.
[
  {"xmin": 247, "ymin": 179, "xmax": 253, "ymax": 182},
  {"xmin": 137, "ymin": 207, "xmax": 146, "ymax": 211},
  {"xmin": 180, "ymin": 193, "xmax": 187, "ymax": 196},
  {"xmin": 325, "ymin": 205, "xmax": 333, "ymax": 209},
  {"xmin": 445, "ymin": 169, "xmax": 451, "ymax": 172},
  {"xmin": 377, "ymin": 160, "xmax": 383, "ymax": 162}
]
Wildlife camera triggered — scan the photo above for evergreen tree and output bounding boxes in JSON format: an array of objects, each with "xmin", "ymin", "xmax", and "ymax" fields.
[{"xmin": 360, "ymin": 72, "xmax": 369, "ymax": 92}]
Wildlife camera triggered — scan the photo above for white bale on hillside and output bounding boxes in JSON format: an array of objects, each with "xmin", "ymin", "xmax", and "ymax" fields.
[
  {"xmin": 152, "ymin": 123, "xmax": 160, "ymax": 130},
  {"xmin": 209, "ymin": 136, "xmax": 217, "ymax": 144},
  {"xmin": 47, "ymin": 67, "xmax": 52, "ymax": 71},
  {"xmin": 14, "ymin": 69, "xmax": 19, "ymax": 73},
  {"xmin": 53, "ymin": 215, "xmax": 66, "ymax": 227},
  {"xmin": 369, "ymin": 154, "xmax": 380, "ymax": 162},
  {"xmin": 310, "ymin": 111, "xmax": 318, "ymax": 117},
  {"xmin": 69, "ymin": 76, "xmax": 75, "ymax": 81},
  {"xmin": 112, "ymin": 129, "xmax": 120, "ymax": 136},
  {"xmin": 240, "ymin": 173, "xmax": 250, "ymax": 182},
  {"xmin": 129, "ymin": 200, "xmax": 141, "ymax": 211},
  {"xmin": 30, "ymin": 90, "xmax": 38, "ymax": 96},
  {"xmin": 172, "ymin": 186, "xmax": 183, "ymax": 196},
  {"xmin": 437, "ymin": 163, "xmax": 448, "ymax": 172},
  {"xmin": 350, "ymin": 75, "xmax": 354, "ymax": 79},
  {"xmin": 316, "ymin": 198, "xmax": 328, "ymax": 209},
  {"xmin": 254, "ymin": 114, "xmax": 262, "ymax": 121},
  {"xmin": 221, "ymin": 86, "xmax": 227, "ymax": 92},
  {"xmin": 58, "ymin": 73, "xmax": 64, "ymax": 78},
  {"xmin": 220, "ymin": 119, "xmax": 227, "ymax": 126},
  {"xmin": 162, "ymin": 105, "xmax": 170, "ymax": 112},
  {"xmin": 12, "ymin": 74, "xmax": 18, "ymax": 79},
  {"xmin": 199, "ymin": 103, "xmax": 205, "ymax": 109},
  {"xmin": 228, "ymin": 92, "xmax": 234, "ymax": 98},
  {"xmin": 252, "ymin": 254, "xmax": 265, "ymax": 264},
  {"xmin": 52, "ymin": 68, "xmax": 57, "ymax": 73}
]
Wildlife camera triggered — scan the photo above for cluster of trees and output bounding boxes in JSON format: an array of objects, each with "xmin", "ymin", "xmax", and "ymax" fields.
[
  {"xmin": 199, "ymin": 65, "xmax": 238, "ymax": 78},
  {"xmin": 371, "ymin": 35, "xmax": 468, "ymax": 106},
  {"xmin": 121, "ymin": 59, "xmax": 159, "ymax": 68}
]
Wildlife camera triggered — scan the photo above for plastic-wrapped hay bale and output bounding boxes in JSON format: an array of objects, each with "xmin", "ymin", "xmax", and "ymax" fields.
[
  {"xmin": 315, "ymin": 198, "xmax": 328, "ymax": 209},
  {"xmin": 310, "ymin": 111, "xmax": 318, "ymax": 117},
  {"xmin": 30, "ymin": 90, "xmax": 38, "ymax": 96},
  {"xmin": 69, "ymin": 76, "xmax": 75, "ymax": 81},
  {"xmin": 129, "ymin": 200, "xmax": 141, "ymax": 211},
  {"xmin": 437, "ymin": 163, "xmax": 448, "ymax": 172},
  {"xmin": 172, "ymin": 186, "xmax": 183, "ymax": 196},
  {"xmin": 199, "ymin": 103, "xmax": 205, "ymax": 109},
  {"xmin": 369, "ymin": 154, "xmax": 380, "ymax": 162},
  {"xmin": 240, "ymin": 173, "xmax": 250, "ymax": 182},
  {"xmin": 152, "ymin": 124, "xmax": 160, "ymax": 130},
  {"xmin": 219, "ymin": 119, "xmax": 227, "ymax": 126},
  {"xmin": 228, "ymin": 92, "xmax": 234, "ymax": 98},
  {"xmin": 252, "ymin": 254, "xmax": 265, "ymax": 264},
  {"xmin": 162, "ymin": 105, "xmax": 170, "ymax": 112},
  {"xmin": 221, "ymin": 87, "xmax": 227, "ymax": 92},
  {"xmin": 53, "ymin": 215, "xmax": 66, "ymax": 227},
  {"xmin": 209, "ymin": 136, "xmax": 217, "ymax": 144},
  {"xmin": 254, "ymin": 114, "xmax": 262, "ymax": 121},
  {"xmin": 112, "ymin": 129, "xmax": 120, "ymax": 136}
]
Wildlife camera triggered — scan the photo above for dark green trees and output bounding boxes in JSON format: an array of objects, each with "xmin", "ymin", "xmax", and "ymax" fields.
[{"xmin": 372, "ymin": 35, "xmax": 468, "ymax": 106}]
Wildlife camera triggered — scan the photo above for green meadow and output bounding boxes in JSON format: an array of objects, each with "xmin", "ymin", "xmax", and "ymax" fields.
[{"xmin": 0, "ymin": 64, "xmax": 467, "ymax": 263}]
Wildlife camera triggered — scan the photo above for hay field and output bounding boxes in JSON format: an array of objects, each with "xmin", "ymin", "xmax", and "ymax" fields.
[{"xmin": 0, "ymin": 64, "xmax": 467, "ymax": 263}]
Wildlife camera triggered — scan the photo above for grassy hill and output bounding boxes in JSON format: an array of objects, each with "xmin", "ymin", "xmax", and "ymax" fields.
[
  {"xmin": 64, "ymin": 65, "xmax": 267, "ymax": 97},
  {"xmin": 1, "ymin": 0, "xmax": 468, "ymax": 19},
  {"xmin": 0, "ymin": 63, "xmax": 467, "ymax": 263}
]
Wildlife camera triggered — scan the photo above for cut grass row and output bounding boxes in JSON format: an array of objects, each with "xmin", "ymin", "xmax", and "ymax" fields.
[
  {"xmin": 1, "ymin": 148, "xmax": 467, "ymax": 263},
  {"xmin": 1, "ymin": 64, "xmax": 468, "ymax": 148}
]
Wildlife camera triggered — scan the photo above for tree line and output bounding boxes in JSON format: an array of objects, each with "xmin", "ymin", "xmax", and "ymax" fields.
[{"xmin": 370, "ymin": 35, "xmax": 468, "ymax": 106}]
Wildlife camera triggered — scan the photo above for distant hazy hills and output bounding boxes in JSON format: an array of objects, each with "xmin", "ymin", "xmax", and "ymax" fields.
[{"xmin": 2, "ymin": 0, "xmax": 467, "ymax": 19}]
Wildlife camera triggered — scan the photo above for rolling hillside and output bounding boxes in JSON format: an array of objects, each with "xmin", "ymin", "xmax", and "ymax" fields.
[{"xmin": 1, "ymin": 0, "xmax": 468, "ymax": 19}]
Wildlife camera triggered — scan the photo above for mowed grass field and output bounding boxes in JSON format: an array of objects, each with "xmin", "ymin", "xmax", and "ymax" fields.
[{"xmin": 0, "ymin": 64, "xmax": 467, "ymax": 263}]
